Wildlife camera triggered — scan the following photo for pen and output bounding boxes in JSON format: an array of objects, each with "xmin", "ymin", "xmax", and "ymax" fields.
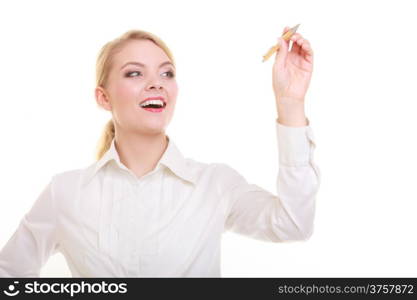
[{"xmin": 262, "ymin": 24, "xmax": 300, "ymax": 62}]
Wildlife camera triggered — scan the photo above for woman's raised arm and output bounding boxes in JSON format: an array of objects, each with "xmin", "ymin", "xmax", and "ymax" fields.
[{"xmin": 220, "ymin": 26, "xmax": 320, "ymax": 242}]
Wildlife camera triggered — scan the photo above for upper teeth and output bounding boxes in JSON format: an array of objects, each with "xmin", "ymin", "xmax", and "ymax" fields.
[{"xmin": 140, "ymin": 99, "xmax": 164, "ymax": 107}]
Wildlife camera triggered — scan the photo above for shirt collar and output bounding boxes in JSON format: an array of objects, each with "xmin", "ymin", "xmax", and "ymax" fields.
[{"xmin": 82, "ymin": 135, "xmax": 198, "ymax": 187}]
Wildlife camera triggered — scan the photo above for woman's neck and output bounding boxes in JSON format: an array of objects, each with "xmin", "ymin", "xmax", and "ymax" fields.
[{"xmin": 114, "ymin": 130, "xmax": 168, "ymax": 179}]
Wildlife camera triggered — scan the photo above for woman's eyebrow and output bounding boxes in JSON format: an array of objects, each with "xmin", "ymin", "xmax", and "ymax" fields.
[{"xmin": 120, "ymin": 61, "xmax": 174, "ymax": 70}]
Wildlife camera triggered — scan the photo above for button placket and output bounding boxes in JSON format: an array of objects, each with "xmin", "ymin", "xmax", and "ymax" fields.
[
  {"xmin": 129, "ymin": 176, "xmax": 141, "ymax": 260},
  {"xmin": 139, "ymin": 175, "xmax": 161, "ymax": 250},
  {"xmin": 131, "ymin": 180, "xmax": 142, "ymax": 261},
  {"xmin": 111, "ymin": 169, "xmax": 140, "ymax": 272},
  {"xmin": 137, "ymin": 172, "xmax": 163, "ymax": 276},
  {"xmin": 122, "ymin": 171, "xmax": 162, "ymax": 275},
  {"xmin": 133, "ymin": 180, "xmax": 144, "ymax": 257}
]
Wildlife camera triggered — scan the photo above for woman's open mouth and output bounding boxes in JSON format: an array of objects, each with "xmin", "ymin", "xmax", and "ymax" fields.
[{"xmin": 139, "ymin": 99, "xmax": 166, "ymax": 113}]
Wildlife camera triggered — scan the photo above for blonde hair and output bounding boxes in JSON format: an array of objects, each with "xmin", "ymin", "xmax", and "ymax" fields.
[{"xmin": 95, "ymin": 29, "xmax": 176, "ymax": 161}]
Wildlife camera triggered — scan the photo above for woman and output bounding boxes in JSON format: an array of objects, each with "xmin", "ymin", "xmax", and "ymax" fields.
[{"xmin": 0, "ymin": 27, "xmax": 320, "ymax": 277}]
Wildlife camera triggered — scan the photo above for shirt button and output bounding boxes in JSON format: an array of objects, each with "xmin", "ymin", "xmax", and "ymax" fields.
[{"xmin": 137, "ymin": 179, "xmax": 145, "ymax": 188}]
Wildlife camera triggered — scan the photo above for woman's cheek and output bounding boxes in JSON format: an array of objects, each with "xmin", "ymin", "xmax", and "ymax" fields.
[
  {"xmin": 117, "ymin": 81, "xmax": 141, "ymax": 101},
  {"xmin": 167, "ymin": 81, "xmax": 178, "ymax": 98}
]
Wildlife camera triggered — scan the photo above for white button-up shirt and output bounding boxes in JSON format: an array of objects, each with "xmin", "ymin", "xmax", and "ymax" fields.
[{"xmin": 0, "ymin": 119, "xmax": 320, "ymax": 277}]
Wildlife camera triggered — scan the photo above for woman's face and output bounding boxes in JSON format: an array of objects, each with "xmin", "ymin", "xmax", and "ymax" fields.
[{"xmin": 96, "ymin": 39, "xmax": 178, "ymax": 135}]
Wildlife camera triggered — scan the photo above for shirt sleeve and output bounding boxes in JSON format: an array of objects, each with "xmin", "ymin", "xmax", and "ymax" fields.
[
  {"xmin": 220, "ymin": 117, "xmax": 321, "ymax": 242},
  {"xmin": 0, "ymin": 176, "xmax": 60, "ymax": 277}
]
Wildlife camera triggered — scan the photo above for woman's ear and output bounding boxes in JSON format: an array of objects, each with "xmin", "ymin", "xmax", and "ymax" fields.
[{"xmin": 95, "ymin": 86, "xmax": 112, "ymax": 111}]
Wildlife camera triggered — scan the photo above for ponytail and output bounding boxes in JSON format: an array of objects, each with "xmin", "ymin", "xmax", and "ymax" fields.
[{"xmin": 96, "ymin": 118, "xmax": 115, "ymax": 161}]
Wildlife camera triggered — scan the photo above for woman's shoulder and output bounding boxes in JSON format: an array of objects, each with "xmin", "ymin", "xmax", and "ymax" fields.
[
  {"xmin": 183, "ymin": 157, "xmax": 242, "ymax": 185},
  {"xmin": 53, "ymin": 162, "xmax": 93, "ymax": 177},
  {"xmin": 183, "ymin": 157, "xmax": 233, "ymax": 176},
  {"xmin": 50, "ymin": 163, "xmax": 95, "ymax": 189}
]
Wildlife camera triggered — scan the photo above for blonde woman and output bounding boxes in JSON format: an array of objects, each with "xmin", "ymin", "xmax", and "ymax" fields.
[{"xmin": 0, "ymin": 27, "xmax": 320, "ymax": 277}]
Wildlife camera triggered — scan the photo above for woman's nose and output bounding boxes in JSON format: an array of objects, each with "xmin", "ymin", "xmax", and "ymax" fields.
[
  {"xmin": 147, "ymin": 83, "xmax": 163, "ymax": 90},
  {"xmin": 146, "ymin": 77, "xmax": 164, "ymax": 90}
]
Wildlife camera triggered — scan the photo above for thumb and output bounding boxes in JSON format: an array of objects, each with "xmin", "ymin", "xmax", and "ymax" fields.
[{"xmin": 274, "ymin": 37, "xmax": 288, "ymax": 66}]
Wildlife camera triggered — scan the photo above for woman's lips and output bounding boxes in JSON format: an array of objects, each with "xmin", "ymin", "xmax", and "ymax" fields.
[{"xmin": 140, "ymin": 106, "xmax": 165, "ymax": 113}]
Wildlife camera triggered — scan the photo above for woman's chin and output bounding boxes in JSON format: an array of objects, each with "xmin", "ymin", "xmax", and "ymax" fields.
[{"xmin": 135, "ymin": 122, "xmax": 167, "ymax": 135}]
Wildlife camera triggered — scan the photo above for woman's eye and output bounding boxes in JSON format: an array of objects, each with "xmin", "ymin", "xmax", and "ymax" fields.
[
  {"xmin": 126, "ymin": 71, "xmax": 142, "ymax": 77},
  {"xmin": 163, "ymin": 71, "xmax": 175, "ymax": 78},
  {"xmin": 125, "ymin": 70, "xmax": 175, "ymax": 78}
]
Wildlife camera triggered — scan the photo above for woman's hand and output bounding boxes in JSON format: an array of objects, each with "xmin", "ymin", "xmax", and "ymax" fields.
[{"xmin": 273, "ymin": 26, "xmax": 314, "ymax": 127}]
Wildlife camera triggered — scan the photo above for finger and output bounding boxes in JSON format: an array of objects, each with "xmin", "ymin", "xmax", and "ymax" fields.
[
  {"xmin": 297, "ymin": 37, "xmax": 306, "ymax": 53},
  {"xmin": 288, "ymin": 33, "xmax": 301, "ymax": 52},
  {"xmin": 300, "ymin": 40, "xmax": 313, "ymax": 55},
  {"xmin": 292, "ymin": 34, "xmax": 312, "ymax": 55},
  {"xmin": 301, "ymin": 40, "xmax": 314, "ymax": 62},
  {"xmin": 296, "ymin": 37, "xmax": 313, "ymax": 54},
  {"xmin": 274, "ymin": 36, "xmax": 289, "ymax": 67},
  {"xmin": 290, "ymin": 34, "xmax": 302, "ymax": 54},
  {"xmin": 282, "ymin": 26, "xmax": 290, "ymax": 35},
  {"xmin": 294, "ymin": 37, "xmax": 314, "ymax": 62},
  {"xmin": 290, "ymin": 33, "xmax": 302, "ymax": 43}
]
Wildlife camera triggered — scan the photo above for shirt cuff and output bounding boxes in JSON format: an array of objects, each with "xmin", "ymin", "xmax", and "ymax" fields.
[{"xmin": 275, "ymin": 117, "xmax": 316, "ymax": 167}]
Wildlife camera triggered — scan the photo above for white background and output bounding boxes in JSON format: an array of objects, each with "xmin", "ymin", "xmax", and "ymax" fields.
[{"xmin": 0, "ymin": 0, "xmax": 416, "ymax": 277}]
